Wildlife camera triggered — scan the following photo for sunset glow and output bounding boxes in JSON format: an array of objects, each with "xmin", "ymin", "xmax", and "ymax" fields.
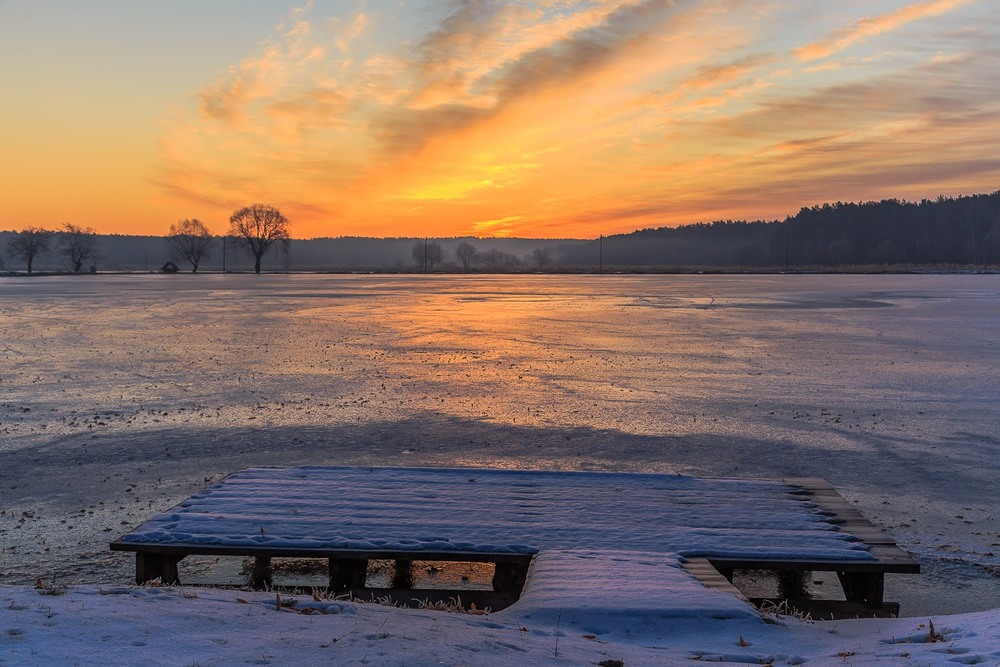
[{"xmin": 2, "ymin": 1, "xmax": 997, "ymax": 238}]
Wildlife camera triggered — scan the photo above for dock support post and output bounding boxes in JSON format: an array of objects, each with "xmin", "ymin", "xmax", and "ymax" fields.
[
  {"xmin": 392, "ymin": 560, "xmax": 414, "ymax": 589},
  {"xmin": 248, "ymin": 556, "xmax": 273, "ymax": 590},
  {"xmin": 135, "ymin": 553, "xmax": 182, "ymax": 585},
  {"xmin": 328, "ymin": 558, "xmax": 367, "ymax": 592},
  {"xmin": 837, "ymin": 572, "xmax": 885, "ymax": 607},
  {"xmin": 492, "ymin": 561, "xmax": 529, "ymax": 595},
  {"xmin": 777, "ymin": 570, "xmax": 808, "ymax": 599}
]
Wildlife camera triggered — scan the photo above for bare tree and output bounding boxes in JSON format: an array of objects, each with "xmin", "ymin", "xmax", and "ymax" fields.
[
  {"xmin": 166, "ymin": 219, "xmax": 215, "ymax": 273},
  {"xmin": 411, "ymin": 240, "xmax": 443, "ymax": 271},
  {"xmin": 7, "ymin": 226, "xmax": 52, "ymax": 274},
  {"xmin": 479, "ymin": 248, "xmax": 519, "ymax": 271},
  {"xmin": 455, "ymin": 242, "xmax": 477, "ymax": 271},
  {"xmin": 58, "ymin": 223, "xmax": 99, "ymax": 273},
  {"xmin": 228, "ymin": 204, "xmax": 290, "ymax": 273},
  {"xmin": 531, "ymin": 247, "xmax": 552, "ymax": 267}
]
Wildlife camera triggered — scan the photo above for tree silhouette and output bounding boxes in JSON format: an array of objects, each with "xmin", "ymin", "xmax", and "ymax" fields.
[
  {"xmin": 58, "ymin": 223, "xmax": 98, "ymax": 273},
  {"xmin": 412, "ymin": 240, "xmax": 443, "ymax": 271},
  {"xmin": 228, "ymin": 204, "xmax": 290, "ymax": 273},
  {"xmin": 7, "ymin": 226, "xmax": 52, "ymax": 274},
  {"xmin": 479, "ymin": 248, "xmax": 519, "ymax": 271},
  {"xmin": 166, "ymin": 219, "xmax": 215, "ymax": 273},
  {"xmin": 531, "ymin": 247, "xmax": 552, "ymax": 267},
  {"xmin": 455, "ymin": 242, "xmax": 477, "ymax": 271}
]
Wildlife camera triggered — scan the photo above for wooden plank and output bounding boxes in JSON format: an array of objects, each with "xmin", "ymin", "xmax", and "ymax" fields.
[
  {"xmin": 329, "ymin": 557, "xmax": 368, "ymax": 591},
  {"xmin": 838, "ymin": 571, "xmax": 884, "ymax": 606},
  {"xmin": 492, "ymin": 560, "xmax": 531, "ymax": 595},
  {"xmin": 113, "ymin": 470, "xmax": 921, "ymax": 612},
  {"xmin": 682, "ymin": 558, "xmax": 748, "ymax": 602},
  {"xmin": 135, "ymin": 552, "xmax": 181, "ymax": 585},
  {"xmin": 248, "ymin": 556, "xmax": 272, "ymax": 590},
  {"xmin": 781, "ymin": 478, "xmax": 920, "ymax": 573},
  {"xmin": 111, "ymin": 542, "xmax": 537, "ymax": 564},
  {"xmin": 707, "ymin": 557, "xmax": 917, "ymax": 574}
]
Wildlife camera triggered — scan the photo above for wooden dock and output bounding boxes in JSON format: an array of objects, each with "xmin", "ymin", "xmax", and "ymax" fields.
[
  {"xmin": 111, "ymin": 467, "xmax": 918, "ymax": 618},
  {"xmin": 683, "ymin": 478, "xmax": 919, "ymax": 617}
]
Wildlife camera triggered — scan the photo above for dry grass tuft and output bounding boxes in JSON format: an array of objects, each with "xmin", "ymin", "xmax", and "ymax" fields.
[{"xmin": 33, "ymin": 579, "xmax": 67, "ymax": 596}]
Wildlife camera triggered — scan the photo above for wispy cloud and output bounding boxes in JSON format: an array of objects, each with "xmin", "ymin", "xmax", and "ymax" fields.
[
  {"xmin": 155, "ymin": 0, "xmax": 1000, "ymax": 238},
  {"xmin": 472, "ymin": 214, "xmax": 524, "ymax": 235},
  {"xmin": 794, "ymin": 0, "xmax": 977, "ymax": 61}
]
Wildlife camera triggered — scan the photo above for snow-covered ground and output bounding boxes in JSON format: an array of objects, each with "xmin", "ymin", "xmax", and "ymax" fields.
[
  {"xmin": 1, "ymin": 274, "xmax": 999, "ymax": 664},
  {"xmin": 4, "ymin": 583, "xmax": 1000, "ymax": 665}
]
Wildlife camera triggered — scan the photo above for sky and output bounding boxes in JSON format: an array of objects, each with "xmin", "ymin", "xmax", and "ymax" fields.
[{"xmin": 1, "ymin": 1, "xmax": 998, "ymax": 239}]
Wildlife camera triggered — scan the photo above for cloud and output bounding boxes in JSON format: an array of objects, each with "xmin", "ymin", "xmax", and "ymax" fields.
[
  {"xmin": 371, "ymin": 0, "xmax": 689, "ymax": 156},
  {"xmin": 472, "ymin": 215, "xmax": 523, "ymax": 235},
  {"xmin": 197, "ymin": 46, "xmax": 284, "ymax": 125},
  {"xmin": 795, "ymin": 0, "xmax": 976, "ymax": 61},
  {"xmin": 492, "ymin": 0, "xmax": 681, "ymax": 102},
  {"xmin": 373, "ymin": 104, "xmax": 491, "ymax": 154},
  {"xmin": 155, "ymin": 1, "xmax": 999, "ymax": 238},
  {"xmin": 686, "ymin": 54, "xmax": 774, "ymax": 89},
  {"xmin": 333, "ymin": 11, "xmax": 369, "ymax": 52}
]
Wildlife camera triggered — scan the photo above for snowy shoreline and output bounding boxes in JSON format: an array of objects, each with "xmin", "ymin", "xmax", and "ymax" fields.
[{"xmin": 3, "ymin": 583, "xmax": 999, "ymax": 666}]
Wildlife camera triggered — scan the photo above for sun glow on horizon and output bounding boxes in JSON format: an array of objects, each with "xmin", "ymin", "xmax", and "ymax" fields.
[{"xmin": 1, "ymin": 0, "xmax": 998, "ymax": 239}]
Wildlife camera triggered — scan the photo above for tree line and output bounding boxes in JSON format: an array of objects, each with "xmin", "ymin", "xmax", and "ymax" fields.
[
  {"xmin": 408, "ymin": 240, "xmax": 552, "ymax": 272},
  {"xmin": 5, "ymin": 223, "xmax": 101, "ymax": 274},
  {"xmin": 555, "ymin": 192, "xmax": 1000, "ymax": 268},
  {"xmin": 5, "ymin": 192, "xmax": 999, "ymax": 273},
  {"xmin": 4, "ymin": 204, "xmax": 291, "ymax": 274}
]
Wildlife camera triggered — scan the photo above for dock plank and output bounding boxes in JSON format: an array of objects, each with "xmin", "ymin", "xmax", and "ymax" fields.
[{"xmin": 111, "ymin": 467, "xmax": 920, "ymax": 613}]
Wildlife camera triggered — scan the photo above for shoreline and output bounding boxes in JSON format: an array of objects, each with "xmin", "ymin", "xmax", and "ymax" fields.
[{"xmin": 4, "ymin": 583, "xmax": 1000, "ymax": 666}]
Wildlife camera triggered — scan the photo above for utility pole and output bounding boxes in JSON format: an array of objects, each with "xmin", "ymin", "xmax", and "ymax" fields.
[
  {"xmin": 424, "ymin": 238, "xmax": 428, "ymax": 274},
  {"xmin": 784, "ymin": 228, "xmax": 789, "ymax": 272},
  {"xmin": 599, "ymin": 235, "xmax": 604, "ymax": 274},
  {"xmin": 222, "ymin": 235, "xmax": 226, "ymax": 273}
]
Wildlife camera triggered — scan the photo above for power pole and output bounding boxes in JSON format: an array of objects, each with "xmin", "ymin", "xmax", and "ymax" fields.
[
  {"xmin": 599, "ymin": 235, "xmax": 604, "ymax": 274},
  {"xmin": 784, "ymin": 228, "xmax": 789, "ymax": 272},
  {"xmin": 424, "ymin": 238, "xmax": 428, "ymax": 274}
]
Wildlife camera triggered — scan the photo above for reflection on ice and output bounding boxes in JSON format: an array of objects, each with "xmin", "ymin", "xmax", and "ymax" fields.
[{"xmin": 1, "ymin": 273, "xmax": 998, "ymax": 615}]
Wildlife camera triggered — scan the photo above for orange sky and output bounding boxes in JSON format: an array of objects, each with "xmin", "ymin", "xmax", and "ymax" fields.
[{"xmin": 2, "ymin": 1, "xmax": 998, "ymax": 239}]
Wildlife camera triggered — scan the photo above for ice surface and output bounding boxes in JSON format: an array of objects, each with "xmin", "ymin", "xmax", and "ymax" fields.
[
  {"xmin": 3, "ymin": 274, "xmax": 1000, "ymax": 664},
  {"xmin": 1, "ymin": 273, "xmax": 998, "ymax": 614},
  {"xmin": 117, "ymin": 466, "xmax": 873, "ymax": 562}
]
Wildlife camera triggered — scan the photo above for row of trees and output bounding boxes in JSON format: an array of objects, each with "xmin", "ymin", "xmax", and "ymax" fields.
[
  {"xmin": 6, "ymin": 204, "xmax": 291, "ymax": 274},
  {"xmin": 555, "ymin": 192, "xmax": 1000, "ymax": 268},
  {"xmin": 164, "ymin": 204, "xmax": 291, "ymax": 273},
  {"xmin": 8, "ymin": 193, "xmax": 999, "ymax": 273},
  {"xmin": 410, "ymin": 240, "xmax": 552, "ymax": 271},
  {"xmin": 5, "ymin": 223, "xmax": 100, "ymax": 274}
]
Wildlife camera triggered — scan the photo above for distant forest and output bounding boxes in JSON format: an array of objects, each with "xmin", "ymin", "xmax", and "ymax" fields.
[
  {"xmin": 2, "ymin": 191, "xmax": 998, "ymax": 273},
  {"xmin": 555, "ymin": 191, "xmax": 1000, "ymax": 270}
]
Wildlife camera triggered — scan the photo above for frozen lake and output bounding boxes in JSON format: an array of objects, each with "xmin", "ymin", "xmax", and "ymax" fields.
[{"xmin": 1, "ymin": 273, "xmax": 998, "ymax": 615}]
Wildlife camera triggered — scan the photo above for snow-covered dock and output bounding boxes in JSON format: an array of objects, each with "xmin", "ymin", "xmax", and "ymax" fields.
[{"xmin": 111, "ymin": 466, "xmax": 918, "ymax": 616}]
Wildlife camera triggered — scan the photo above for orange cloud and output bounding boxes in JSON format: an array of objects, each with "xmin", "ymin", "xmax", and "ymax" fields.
[
  {"xmin": 147, "ymin": 1, "xmax": 999, "ymax": 240},
  {"xmin": 795, "ymin": 0, "xmax": 976, "ymax": 61}
]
